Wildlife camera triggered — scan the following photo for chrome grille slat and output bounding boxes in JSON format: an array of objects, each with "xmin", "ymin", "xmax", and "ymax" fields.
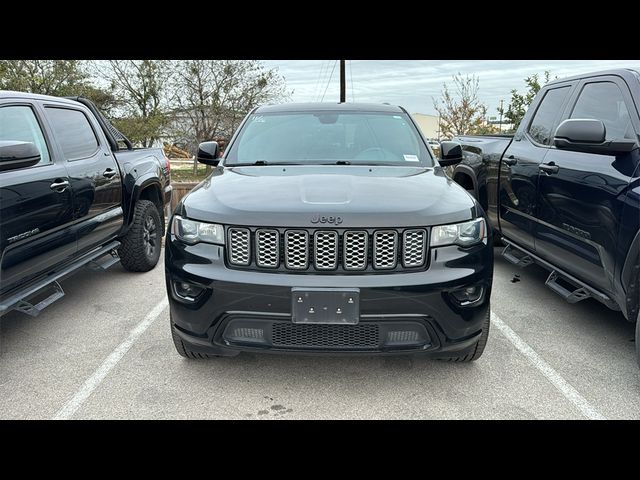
[
  {"xmin": 256, "ymin": 229, "xmax": 279, "ymax": 268},
  {"xmin": 228, "ymin": 228, "xmax": 250, "ymax": 266},
  {"xmin": 373, "ymin": 230, "xmax": 398, "ymax": 269},
  {"xmin": 285, "ymin": 230, "xmax": 309, "ymax": 269},
  {"xmin": 314, "ymin": 231, "xmax": 338, "ymax": 270},
  {"xmin": 402, "ymin": 229, "xmax": 427, "ymax": 267},
  {"xmin": 344, "ymin": 231, "xmax": 368, "ymax": 270}
]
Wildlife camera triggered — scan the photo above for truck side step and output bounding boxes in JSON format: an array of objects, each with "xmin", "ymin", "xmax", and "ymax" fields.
[
  {"xmin": 545, "ymin": 271, "xmax": 591, "ymax": 304},
  {"xmin": 501, "ymin": 243, "xmax": 534, "ymax": 267},
  {"xmin": 14, "ymin": 281, "xmax": 65, "ymax": 317},
  {"xmin": 86, "ymin": 249, "xmax": 120, "ymax": 271}
]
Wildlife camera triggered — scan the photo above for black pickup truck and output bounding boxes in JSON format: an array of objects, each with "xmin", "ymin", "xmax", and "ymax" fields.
[
  {"xmin": 0, "ymin": 91, "xmax": 172, "ymax": 317},
  {"xmin": 449, "ymin": 69, "xmax": 640, "ymax": 364}
]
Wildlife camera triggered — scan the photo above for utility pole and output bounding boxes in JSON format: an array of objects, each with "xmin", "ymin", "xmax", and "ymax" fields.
[
  {"xmin": 340, "ymin": 60, "xmax": 346, "ymax": 103},
  {"xmin": 499, "ymin": 99, "xmax": 504, "ymax": 133}
]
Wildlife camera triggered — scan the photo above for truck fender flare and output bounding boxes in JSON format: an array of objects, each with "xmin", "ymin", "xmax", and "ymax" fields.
[
  {"xmin": 452, "ymin": 164, "xmax": 478, "ymax": 198},
  {"xmin": 125, "ymin": 175, "xmax": 164, "ymax": 231},
  {"xmin": 621, "ymin": 228, "xmax": 640, "ymax": 321}
]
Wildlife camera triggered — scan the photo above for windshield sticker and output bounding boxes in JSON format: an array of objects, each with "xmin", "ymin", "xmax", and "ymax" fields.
[{"xmin": 403, "ymin": 154, "xmax": 419, "ymax": 162}]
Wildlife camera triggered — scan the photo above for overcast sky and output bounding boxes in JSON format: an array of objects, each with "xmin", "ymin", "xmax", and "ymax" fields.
[{"xmin": 263, "ymin": 60, "xmax": 640, "ymax": 117}]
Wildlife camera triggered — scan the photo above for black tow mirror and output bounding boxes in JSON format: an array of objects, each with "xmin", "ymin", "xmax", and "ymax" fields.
[
  {"xmin": 197, "ymin": 141, "xmax": 220, "ymax": 166},
  {"xmin": 554, "ymin": 119, "xmax": 638, "ymax": 155},
  {"xmin": 0, "ymin": 141, "xmax": 41, "ymax": 171},
  {"xmin": 438, "ymin": 141, "xmax": 463, "ymax": 166}
]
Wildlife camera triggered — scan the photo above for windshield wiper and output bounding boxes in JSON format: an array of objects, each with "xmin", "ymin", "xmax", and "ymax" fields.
[{"xmin": 229, "ymin": 161, "xmax": 303, "ymax": 166}]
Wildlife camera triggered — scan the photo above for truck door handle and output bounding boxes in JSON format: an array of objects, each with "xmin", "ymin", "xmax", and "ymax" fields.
[
  {"xmin": 50, "ymin": 179, "xmax": 70, "ymax": 192},
  {"xmin": 539, "ymin": 162, "xmax": 559, "ymax": 174},
  {"xmin": 503, "ymin": 155, "xmax": 518, "ymax": 166},
  {"xmin": 103, "ymin": 168, "xmax": 117, "ymax": 178}
]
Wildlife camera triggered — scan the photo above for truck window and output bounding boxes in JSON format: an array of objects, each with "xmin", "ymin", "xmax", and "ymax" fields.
[
  {"xmin": 570, "ymin": 82, "xmax": 635, "ymax": 140},
  {"xmin": 0, "ymin": 105, "xmax": 51, "ymax": 167},
  {"xmin": 46, "ymin": 107, "xmax": 99, "ymax": 161},
  {"xmin": 527, "ymin": 86, "xmax": 571, "ymax": 145}
]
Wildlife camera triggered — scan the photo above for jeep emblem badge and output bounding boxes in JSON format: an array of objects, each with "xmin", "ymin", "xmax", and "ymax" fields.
[{"xmin": 311, "ymin": 215, "xmax": 343, "ymax": 225}]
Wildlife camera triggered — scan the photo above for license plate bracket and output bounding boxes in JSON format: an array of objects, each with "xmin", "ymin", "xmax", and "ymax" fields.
[{"xmin": 291, "ymin": 287, "xmax": 360, "ymax": 325}]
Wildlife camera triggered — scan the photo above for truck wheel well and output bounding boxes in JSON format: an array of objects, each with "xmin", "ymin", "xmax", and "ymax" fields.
[
  {"xmin": 454, "ymin": 172, "xmax": 475, "ymax": 194},
  {"xmin": 138, "ymin": 185, "xmax": 165, "ymax": 234}
]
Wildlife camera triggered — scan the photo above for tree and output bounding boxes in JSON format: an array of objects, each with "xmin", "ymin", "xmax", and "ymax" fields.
[
  {"xmin": 499, "ymin": 71, "xmax": 553, "ymax": 132},
  {"xmin": 0, "ymin": 60, "xmax": 117, "ymax": 113},
  {"xmin": 433, "ymin": 73, "xmax": 492, "ymax": 138},
  {"xmin": 95, "ymin": 60, "xmax": 171, "ymax": 147},
  {"xmin": 0, "ymin": 60, "xmax": 88, "ymax": 95},
  {"xmin": 169, "ymin": 60, "xmax": 290, "ymax": 153}
]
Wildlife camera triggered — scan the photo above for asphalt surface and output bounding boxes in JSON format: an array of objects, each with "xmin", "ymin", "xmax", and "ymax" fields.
[{"xmin": 1, "ymin": 247, "xmax": 638, "ymax": 419}]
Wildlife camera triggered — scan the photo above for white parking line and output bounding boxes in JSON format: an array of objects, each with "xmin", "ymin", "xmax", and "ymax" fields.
[
  {"xmin": 491, "ymin": 311, "xmax": 606, "ymax": 420},
  {"xmin": 53, "ymin": 297, "xmax": 168, "ymax": 420}
]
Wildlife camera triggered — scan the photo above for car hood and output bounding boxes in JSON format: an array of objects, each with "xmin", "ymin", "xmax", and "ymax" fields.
[{"xmin": 180, "ymin": 165, "xmax": 476, "ymax": 228}]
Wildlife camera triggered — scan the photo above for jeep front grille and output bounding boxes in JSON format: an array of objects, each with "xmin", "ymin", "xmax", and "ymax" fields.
[
  {"xmin": 314, "ymin": 231, "xmax": 338, "ymax": 270},
  {"xmin": 373, "ymin": 230, "xmax": 398, "ymax": 269},
  {"xmin": 256, "ymin": 229, "xmax": 279, "ymax": 268},
  {"xmin": 402, "ymin": 229, "xmax": 427, "ymax": 267},
  {"xmin": 343, "ymin": 231, "xmax": 368, "ymax": 270},
  {"xmin": 228, "ymin": 228, "xmax": 250, "ymax": 266},
  {"xmin": 284, "ymin": 230, "xmax": 309, "ymax": 270},
  {"xmin": 226, "ymin": 227, "xmax": 428, "ymax": 272}
]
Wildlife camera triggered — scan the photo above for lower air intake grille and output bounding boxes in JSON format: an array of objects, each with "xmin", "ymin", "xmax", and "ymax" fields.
[{"xmin": 271, "ymin": 323, "xmax": 380, "ymax": 349}]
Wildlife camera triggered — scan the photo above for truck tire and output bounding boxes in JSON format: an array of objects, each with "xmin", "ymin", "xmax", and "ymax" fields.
[
  {"xmin": 171, "ymin": 323, "xmax": 219, "ymax": 359},
  {"xmin": 439, "ymin": 307, "xmax": 490, "ymax": 362},
  {"xmin": 119, "ymin": 200, "xmax": 161, "ymax": 272}
]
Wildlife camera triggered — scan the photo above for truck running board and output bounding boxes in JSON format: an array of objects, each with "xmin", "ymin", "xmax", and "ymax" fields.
[
  {"xmin": 86, "ymin": 248, "xmax": 120, "ymax": 271},
  {"xmin": 545, "ymin": 271, "xmax": 591, "ymax": 304},
  {"xmin": 14, "ymin": 281, "xmax": 65, "ymax": 317},
  {"xmin": 501, "ymin": 243, "xmax": 534, "ymax": 267}
]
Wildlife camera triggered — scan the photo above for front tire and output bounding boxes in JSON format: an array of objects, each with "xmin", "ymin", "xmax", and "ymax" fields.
[
  {"xmin": 439, "ymin": 307, "xmax": 490, "ymax": 362},
  {"xmin": 119, "ymin": 200, "xmax": 162, "ymax": 272}
]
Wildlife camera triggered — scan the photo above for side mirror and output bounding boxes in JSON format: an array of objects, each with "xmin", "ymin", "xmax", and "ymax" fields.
[
  {"xmin": 0, "ymin": 141, "xmax": 41, "ymax": 171},
  {"xmin": 438, "ymin": 141, "xmax": 463, "ymax": 166},
  {"xmin": 197, "ymin": 141, "xmax": 220, "ymax": 166},
  {"xmin": 554, "ymin": 119, "xmax": 638, "ymax": 155}
]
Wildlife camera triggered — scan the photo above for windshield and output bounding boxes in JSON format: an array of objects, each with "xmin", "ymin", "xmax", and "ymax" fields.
[{"xmin": 224, "ymin": 110, "xmax": 434, "ymax": 166}]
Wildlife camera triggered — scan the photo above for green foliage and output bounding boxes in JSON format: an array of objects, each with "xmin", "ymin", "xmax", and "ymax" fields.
[
  {"xmin": 0, "ymin": 59, "xmax": 290, "ymax": 151},
  {"xmin": 170, "ymin": 60, "xmax": 291, "ymax": 153},
  {"xmin": 0, "ymin": 60, "xmax": 88, "ymax": 96},
  {"xmin": 500, "ymin": 71, "xmax": 553, "ymax": 132},
  {"xmin": 433, "ymin": 74, "xmax": 494, "ymax": 138}
]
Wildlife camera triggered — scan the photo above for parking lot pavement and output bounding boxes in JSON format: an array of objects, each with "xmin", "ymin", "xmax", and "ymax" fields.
[{"xmin": 1, "ymin": 248, "xmax": 638, "ymax": 420}]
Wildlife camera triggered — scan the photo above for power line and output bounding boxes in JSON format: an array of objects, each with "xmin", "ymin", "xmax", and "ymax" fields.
[
  {"xmin": 313, "ymin": 60, "xmax": 328, "ymax": 102},
  {"xmin": 349, "ymin": 60, "xmax": 355, "ymax": 102},
  {"xmin": 320, "ymin": 60, "xmax": 338, "ymax": 103}
]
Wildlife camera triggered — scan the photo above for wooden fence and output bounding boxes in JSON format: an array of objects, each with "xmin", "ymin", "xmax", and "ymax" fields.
[{"xmin": 169, "ymin": 182, "xmax": 200, "ymax": 214}]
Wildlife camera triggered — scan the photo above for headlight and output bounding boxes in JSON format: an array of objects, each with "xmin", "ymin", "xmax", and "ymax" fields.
[
  {"xmin": 172, "ymin": 215, "xmax": 224, "ymax": 245},
  {"xmin": 431, "ymin": 218, "xmax": 486, "ymax": 247}
]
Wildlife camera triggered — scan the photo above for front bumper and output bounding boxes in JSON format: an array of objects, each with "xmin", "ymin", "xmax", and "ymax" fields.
[{"xmin": 165, "ymin": 235, "xmax": 493, "ymax": 356}]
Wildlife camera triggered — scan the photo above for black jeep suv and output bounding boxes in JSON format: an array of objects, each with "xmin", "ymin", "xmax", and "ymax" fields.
[{"xmin": 165, "ymin": 103, "xmax": 493, "ymax": 360}]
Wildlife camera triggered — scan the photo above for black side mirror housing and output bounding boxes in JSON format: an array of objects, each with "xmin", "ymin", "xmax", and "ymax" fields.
[
  {"xmin": 554, "ymin": 119, "xmax": 638, "ymax": 155},
  {"xmin": 197, "ymin": 141, "xmax": 220, "ymax": 166},
  {"xmin": 438, "ymin": 141, "xmax": 463, "ymax": 166},
  {"xmin": 0, "ymin": 141, "xmax": 41, "ymax": 171}
]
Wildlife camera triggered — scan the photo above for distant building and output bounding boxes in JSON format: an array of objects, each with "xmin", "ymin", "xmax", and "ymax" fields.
[{"xmin": 411, "ymin": 113, "xmax": 439, "ymax": 139}]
